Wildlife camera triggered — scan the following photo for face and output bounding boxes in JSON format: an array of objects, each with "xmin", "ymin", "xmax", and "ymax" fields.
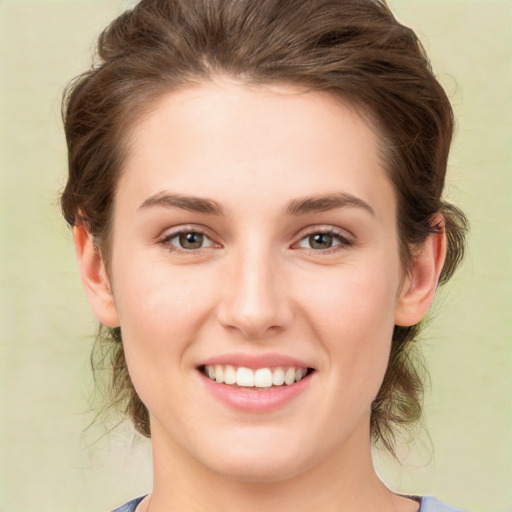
[{"xmin": 101, "ymin": 80, "xmax": 410, "ymax": 482}]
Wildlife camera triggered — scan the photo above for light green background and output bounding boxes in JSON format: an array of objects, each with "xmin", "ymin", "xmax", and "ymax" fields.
[{"xmin": 0, "ymin": 1, "xmax": 510, "ymax": 511}]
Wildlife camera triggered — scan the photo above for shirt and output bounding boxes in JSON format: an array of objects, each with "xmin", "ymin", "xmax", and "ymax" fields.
[{"xmin": 111, "ymin": 494, "xmax": 468, "ymax": 512}]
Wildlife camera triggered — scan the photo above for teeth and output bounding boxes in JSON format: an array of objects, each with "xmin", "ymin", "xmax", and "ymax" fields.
[
  {"xmin": 215, "ymin": 364, "xmax": 224, "ymax": 383},
  {"xmin": 284, "ymin": 367, "xmax": 295, "ymax": 385},
  {"xmin": 203, "ymin": 365, "xmax": 310, "ymax": 388},
  {"xmin": 295, "ymin": 368, "xmax": 307, "ymax": 382},
  {"xmin": 236, "ymin": 367, "xmax": 254, "ymax": 387},
  {"xmin": 254, "ymin": 368, "xmax": 273, "ymax": 388},
  {"xmin": 272, "ymin": 367, "xmax": 285, "ymax": 386},
  {"xmin": 224, "ymin": 365, "xmax": 236, "ymax": 385}
]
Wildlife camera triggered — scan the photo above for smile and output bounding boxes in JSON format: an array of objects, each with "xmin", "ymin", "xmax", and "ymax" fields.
[{"xmin": 201, "ymin": 365, "xmax": 313, "ymax": 389}]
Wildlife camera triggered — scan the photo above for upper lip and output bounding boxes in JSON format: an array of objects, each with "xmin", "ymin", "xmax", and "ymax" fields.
[{"xmin": 197, "ymin": 352, "xmax": 315, "ymax": 370}]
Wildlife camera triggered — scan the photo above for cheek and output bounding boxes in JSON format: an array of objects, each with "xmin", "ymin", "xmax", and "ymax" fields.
[
  {"xmin": 302, "ymin": 263, "xmax": 399, "ymax": 392},
  {"xmin": 113, "ymin": 255, "xmax": 215, "ymax": 334},
  {"xmin": 109, "ymin": 261, "xmax": 218, "ymax": 389},
  {"xmin": 304, "ymin": 262, "xmax": 399, "ymax": 334}
]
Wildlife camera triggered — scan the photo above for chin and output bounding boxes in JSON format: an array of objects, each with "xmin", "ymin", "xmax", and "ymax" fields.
[
  {"xmin": 196, "ymin": 431, "xmax": 321, "ymax": 484},
  {"xmin": 210, "ymin": 456, "xmax": 309, "ymax": 484}
]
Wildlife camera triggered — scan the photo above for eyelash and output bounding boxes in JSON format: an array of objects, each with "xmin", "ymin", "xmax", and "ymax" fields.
[
  {"xmin": 294, "ymin": 228, "xmax": 353, "ymax": 254},
  {"xmin": 159, "ymin": 227, "xmax": 353, "ymax": 255},
  {"xmin": 159, "ymin": 228, "xmax": 217, "ymax": 255}
]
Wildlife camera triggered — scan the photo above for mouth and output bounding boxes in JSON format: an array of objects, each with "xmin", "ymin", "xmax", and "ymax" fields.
[{"xmin": 199, "ymin": 364, "xmax": 315, "ymax": 390}]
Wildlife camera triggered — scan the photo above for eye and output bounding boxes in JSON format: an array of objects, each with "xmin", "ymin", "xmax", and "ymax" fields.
[
  {"xmin": 161, "ymin": 230, "xmax": 216, "ymax": 252},
  {"xmin": 295, "ymin": 229, "xmax": 352, "ymax": 252}
]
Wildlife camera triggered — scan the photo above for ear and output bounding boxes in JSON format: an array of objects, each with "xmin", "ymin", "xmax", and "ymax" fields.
[
  {"xmin": 73, "ymin": 223, "xmax": 120, "ymax": 327},
  {"xmin": 394, "ymin": 214, "xmax": 447, "ymax": 327}
]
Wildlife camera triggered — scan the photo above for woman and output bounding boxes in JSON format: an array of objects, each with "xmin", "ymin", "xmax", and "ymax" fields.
[{"xmin": 61, "ymin": 0, "xmax": 468, "ymax": 511}]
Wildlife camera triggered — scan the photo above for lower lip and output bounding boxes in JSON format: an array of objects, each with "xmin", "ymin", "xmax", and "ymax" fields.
[{"xmin": 198, "ymin": 371, "xmax": 313, "ymax": 413}]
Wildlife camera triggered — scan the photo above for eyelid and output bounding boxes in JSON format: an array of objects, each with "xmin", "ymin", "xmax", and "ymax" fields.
[
  {"xmin": 157, "ymin": 224, "xmax": 353, "ymax": 255},
  {"xmin": 158, "ymin": 224, "xmax": 221, "ymax": 253},
  {"xmin": 291, "ymin": 226, "xmax": 354, "ymax": 253}
]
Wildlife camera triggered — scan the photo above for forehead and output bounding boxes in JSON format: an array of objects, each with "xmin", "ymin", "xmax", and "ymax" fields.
[{"xmin": 119, "ymin": 80, "xmax": 394, "ymax": 217}]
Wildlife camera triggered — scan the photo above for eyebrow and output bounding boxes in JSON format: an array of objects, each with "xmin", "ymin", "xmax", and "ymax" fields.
[
  {"xmin": 138, "ymin": 191, "xmax": 375, "ymax": 217},
  {"xmin": 284, "ymin": 193, "xmax": 375, "ymax": 217},
  {"xmin": 139, "ymin": 192, "xmax": 225, "ymax": 215}
]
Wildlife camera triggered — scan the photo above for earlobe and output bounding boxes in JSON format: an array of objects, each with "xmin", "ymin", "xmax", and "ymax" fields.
[
  {"xmin": 394, "ymin": 214, "xmax": 447, "ymax": 327},
  {"xmin": 73, "ymin": 224, "xmax": 120, "ymax": 327}
]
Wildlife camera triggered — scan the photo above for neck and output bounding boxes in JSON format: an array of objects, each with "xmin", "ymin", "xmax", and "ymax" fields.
[{"xmin": 145, "ymin": 417, "xmax": 418, "ymax": 512}]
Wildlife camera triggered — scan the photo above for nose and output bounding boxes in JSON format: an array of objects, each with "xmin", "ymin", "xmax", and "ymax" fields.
[{"xmin": 217, "ymin": 248, "xmax": 293, "ymax": 340}]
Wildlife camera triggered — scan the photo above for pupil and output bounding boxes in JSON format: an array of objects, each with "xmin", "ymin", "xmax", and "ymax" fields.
[
  {"xmin": 310, "ymin": 233, "xmax": 332, "ymax": 249},
  {"xmin": 179, "ymin": 232, "xmax": 203, "ymax": 249}
]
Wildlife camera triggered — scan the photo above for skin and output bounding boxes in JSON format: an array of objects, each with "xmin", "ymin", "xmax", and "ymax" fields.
[{"xmin": 74, "ymin": 79, "xmax": 446, "ymax": 512}]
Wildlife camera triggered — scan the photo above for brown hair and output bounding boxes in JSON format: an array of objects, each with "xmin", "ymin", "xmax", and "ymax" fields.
[{"xmin": 61, "ymin": 0, "xmax": 468, "ymax": 454}]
